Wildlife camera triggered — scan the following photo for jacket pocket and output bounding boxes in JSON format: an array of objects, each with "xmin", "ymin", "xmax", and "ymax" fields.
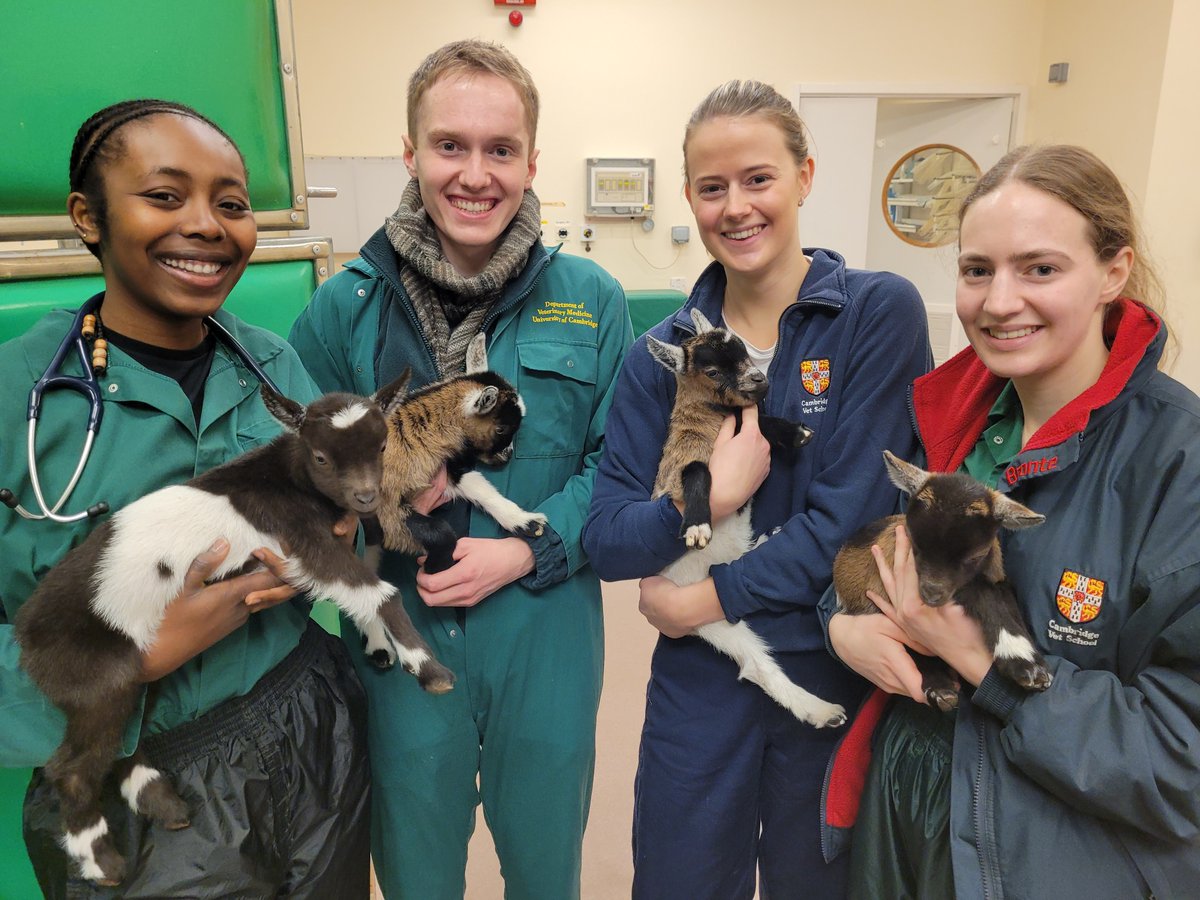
[
  {"xmin": 514, "ymin": 340, "xmax": 598, "ymax": 458},
  {"xmin": 236, "ymin": 416, "xmax": 283, "ymax": 452}
]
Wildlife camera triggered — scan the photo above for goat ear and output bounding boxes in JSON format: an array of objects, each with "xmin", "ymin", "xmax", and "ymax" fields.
[
  {"xmin": 472, "ymin": 385, "xmax": 500, "ymax": 415},
  {"xmin": 261, "ymin": 384, "xmax": 306, "ymax": 432},
  {"xmin": 646, "ymin": 336, "xmax": 685, "ymax": 373},
  {"xmin": 465, "ymin": 332, "xmax": 489, "ymax": 374},
  {"xmin": 992, "ymin": 492, "xmax": 1046, "ymax": 530},
  {"xmin": 374, "ymin": 369, "xmax": 411, "ymax": 416},
  {"xmin": 689, "ymin": 308, "xmax": 715, "ymax": 334},
  {"xmin": 883, "ymin": 450, "xmax": 929, "ymax": 496}
]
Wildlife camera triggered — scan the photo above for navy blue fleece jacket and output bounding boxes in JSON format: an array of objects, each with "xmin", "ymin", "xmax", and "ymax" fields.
[{"xmin": 583, "ymin": 250, "xmax": 931, "ymax": 653}]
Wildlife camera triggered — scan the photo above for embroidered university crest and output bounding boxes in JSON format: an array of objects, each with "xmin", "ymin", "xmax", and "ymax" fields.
[
  {"xmin": 1056, "ymin": 569, "xmax": 1105, "ymax": 624},
  {"xmin": 800, "ymin": 359, "xmax": 831, "ymax": 396}
]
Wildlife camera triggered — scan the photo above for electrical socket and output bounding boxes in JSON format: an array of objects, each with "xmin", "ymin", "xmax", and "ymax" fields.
[
  {"xmin": 580, "ymin": 224, "xmax": 597, "ymax": 242},
  {"xmin": 555, "ymin": 221, "xmax": 571, "ymax": 241}
]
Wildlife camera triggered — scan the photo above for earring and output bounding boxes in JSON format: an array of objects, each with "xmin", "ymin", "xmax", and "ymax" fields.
[{"xmin": 798, "ymin": 198, "xmax": 805, "ymax": 208}]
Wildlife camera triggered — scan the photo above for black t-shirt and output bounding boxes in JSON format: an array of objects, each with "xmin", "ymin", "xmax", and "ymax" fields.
[{"xmin": 104, "ymin": 328, "xmax": 216, "ymax": 425}]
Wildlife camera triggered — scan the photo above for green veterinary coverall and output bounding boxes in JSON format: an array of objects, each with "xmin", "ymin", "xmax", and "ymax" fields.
[
  {"xmin": 0, "ymin": 308, "xmax": 319, "ymax": 764},
  {"xmin": 289, "ymin": 235, "xmax": 632, "ymax": 899}
]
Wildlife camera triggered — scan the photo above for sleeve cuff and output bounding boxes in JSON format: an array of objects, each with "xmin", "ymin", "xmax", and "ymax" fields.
[
  {"xmin": 971, "ymin": 664, "xmax": 1025, "ymax": 722},
  {"xmin": 520, "ymin": 525, "xmax": 568, "ymax": 590}
]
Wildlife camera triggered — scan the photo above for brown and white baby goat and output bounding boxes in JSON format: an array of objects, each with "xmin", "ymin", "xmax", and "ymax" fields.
[
  {"xmin": 14, "ymin": 380, "xmax": 453, "ymax": 886},
  {"xmin": 359, "ymin": 334, "xmax": 547, "ymax": 667},
  {"xmin": 647, "ymin": 308, "xmax": 847, "ymax": 728},
  {"xmin": 832, "ymin": 450, "xmax": 1051, "ymax": 711}
]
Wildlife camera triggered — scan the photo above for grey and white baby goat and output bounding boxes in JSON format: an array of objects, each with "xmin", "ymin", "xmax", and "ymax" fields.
[
  {"xmin": 832, "ymin": 450, "xmax": 1051, "ymax": 711},
  {"xmin": 647, "ymin": 308, "xmax": 847, "ymax": 728},
  {"xmin": 14, "ymin": 379, "xmax": 453, "ymax": 886},
  {"xmin": 359, "ymin": 334, "xmax": 547, "ymax": 666}
]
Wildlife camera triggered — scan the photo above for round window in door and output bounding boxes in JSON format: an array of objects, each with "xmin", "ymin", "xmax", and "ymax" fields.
[{"xmin": 882, "ymin": 144, "xmax": 981, "ymax": 248}]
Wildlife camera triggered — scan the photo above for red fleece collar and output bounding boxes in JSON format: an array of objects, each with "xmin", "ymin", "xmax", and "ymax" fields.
[{"xmin": 913, "ymin": 299, "xmax": 1161, "ymax": 473}]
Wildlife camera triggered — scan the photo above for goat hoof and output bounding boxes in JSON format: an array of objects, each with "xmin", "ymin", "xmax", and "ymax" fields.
[
  {"xmin": 926, "ymin": 687, "xmax": 959, "ymax": 712},
  {"xmin": 684, "ymin": 523, "xmax": 712, "ymax": 549},
  {"xmin": 419, "ymin": 665, "xmax": 456, "ymax": 695},
  {"xmin": 92, "ymin": 845, "xmax": 127, "ymax": 887},
  {"xmin": 368, "ymin": 649, "xmax": 397, "ymax": 670},
  {"xmin": 816, "ymin": 705, "xmax": 848, "ymax": 729},
  {"xmin": 1014, "ymin": 662, "xmax": 1054, "ymax": 692},
  {"xmin": 141, "ymin": 780, "xmax": 190, "ymax": 830}
]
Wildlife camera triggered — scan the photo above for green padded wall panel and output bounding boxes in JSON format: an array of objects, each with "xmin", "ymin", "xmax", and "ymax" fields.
[
  {"xmin": 1, "ymin": 0, "xmax": 291, "ymax": 218},
  {"xmin": 626, "ymin": 288, "xmax": 687, "ymax": 337}
]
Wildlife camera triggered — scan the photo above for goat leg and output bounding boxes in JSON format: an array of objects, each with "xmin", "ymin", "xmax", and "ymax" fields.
[
  {"xmin": 112, "ymin": 747, "xmax": 189, "ymax": 831},
  {"xmin": 679, "ymin": 460, "xmax": 713, "ymax": 549},
  {"xmin": 450, "ymin": 471, "xmax": 548, "ymax": 538},
  {"xmin": 758, "ymin": 414, "xmax": 814, "ymax": 450},
  {"xmin": 375, "ymin": 599, "xmax": 455, "ymax": 693},
  {"xmin": 913, "ymin": 651, "xmax": 961, "ymax": 712},
  {"xmin": 973, "ymin": 580, "xmax": 1054, "ymax": 692},
  {"xmin": 404, "ymin": 512, "xmax": 461, "ymax": 574},
  {"xmin": 48, "ymin": 690, "xmax": 140, "ymax": 885}
]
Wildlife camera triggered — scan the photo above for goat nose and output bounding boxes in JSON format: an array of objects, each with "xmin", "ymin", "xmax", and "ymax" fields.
[
  {"xmin": 354, "ymin": 490, "xmax": 377, "ymax": 506},
  {"xmin": 749, "ymin": 370, "xmax": 766, "ymax": 383}
]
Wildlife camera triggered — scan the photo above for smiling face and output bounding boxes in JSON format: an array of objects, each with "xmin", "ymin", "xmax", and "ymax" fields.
[
  {"xmin": 684, "ymin": 115, "xmax": 812, "ymax": 281},
  {"xmin": 403, "ymin": 72, "xmax": 538, "ymax": 277},
  {"xmin": 69, "ymin": 113, "xmax": 256, "ymax": 348},
  {"xmin": 956, "ymin": 181, "xmax": 1133, "ymax": 400}
]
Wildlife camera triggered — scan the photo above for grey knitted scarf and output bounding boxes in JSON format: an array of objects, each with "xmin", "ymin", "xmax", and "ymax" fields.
[{"xmin": 384, "ymin": 180, "xmax": 542, "ymax": 376}]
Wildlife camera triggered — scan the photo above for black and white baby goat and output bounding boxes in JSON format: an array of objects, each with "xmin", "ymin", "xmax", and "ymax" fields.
[
  {"xmin": 359, "ymin": 334, "xmax": 547, "ymax": 666},
  {"xmin": 647, "ymin": 308, "xmax": 847, "ymax": 728},
  {"xmin": 832, "ymin": 450, "xmax": 1051, "ymax": 711},
  {"xmin": 14, "ymin": 380, "xmax": 454, "ymax": 886}
]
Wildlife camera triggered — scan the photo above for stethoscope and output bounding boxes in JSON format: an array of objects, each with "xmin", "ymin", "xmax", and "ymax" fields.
[{"xmin": 0, "ymin": 293, "xmax": 281, "ymax": 524}]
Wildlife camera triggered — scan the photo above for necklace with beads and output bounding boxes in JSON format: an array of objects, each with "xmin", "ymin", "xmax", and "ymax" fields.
[{"xmin": 80, "ymin": 310, "xmax": 109, "ymax": 377}]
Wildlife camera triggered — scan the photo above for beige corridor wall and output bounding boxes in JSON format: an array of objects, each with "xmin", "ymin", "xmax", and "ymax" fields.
[
  {"xmin": 291, "ymin": 0, "xmax": 1044, "ymax": 291},
  {"xmin": 1144, "ymin": 0, "xmax": 1200, "ymax": 390}
]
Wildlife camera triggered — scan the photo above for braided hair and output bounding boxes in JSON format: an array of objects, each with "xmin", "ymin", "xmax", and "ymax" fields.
[{"xmin": 68, "ymin": 99, "xmax": 247, "ymax": 259}]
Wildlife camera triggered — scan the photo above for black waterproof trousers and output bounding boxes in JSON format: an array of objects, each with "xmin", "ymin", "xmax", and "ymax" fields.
[
  {"xmin": 847, "ymin": 699, "xmax": 956, "ymax": 900},
  {"xmin": 24, "ymin": 621, "xmax": 371, "ymax": 899}
]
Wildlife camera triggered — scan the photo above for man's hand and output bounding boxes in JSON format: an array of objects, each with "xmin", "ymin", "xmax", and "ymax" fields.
[{"xmin": 415, "ymin": 537, "xmax": 534, "ymax": 608}]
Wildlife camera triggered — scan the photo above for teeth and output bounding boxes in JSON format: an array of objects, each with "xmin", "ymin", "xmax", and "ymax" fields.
[
  {"xmin": 162, "ymin": 258, "xmax": 221, "ymax": 275},
  {"xmin": 725, "ymin": 225, "xmax": 764, "ymax": 241},
  {"xmin": 452, "ymin": 199, "xmax": 495, "ymax": 213},
  {"xmin": 989, "ymin": 326, "xmax": 1038, "ymax": 340}
]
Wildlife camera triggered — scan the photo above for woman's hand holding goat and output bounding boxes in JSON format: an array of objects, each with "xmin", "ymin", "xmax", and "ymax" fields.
[
  {"xmin": 701, "ymin": 406, "xmax": 772, "ymax": 522},
  {"xmin": 866, "ymin": 525, "xmax": 993, "ymax": 688},
  {"xmin": 416, "ymin": 537, "xmax": 535, "ymax": 608},
  {"xmin": 638, "ymin": 575, "xmax": 725, "ymax": 639},
  {"xmin": 138, "ymin": 538, "xmax": 294, "ymax": 682}
]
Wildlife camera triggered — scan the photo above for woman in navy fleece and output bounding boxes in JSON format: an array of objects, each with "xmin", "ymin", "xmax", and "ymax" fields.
[{"xmin": 582, "ymin": 80, "xmax": 931, "ymax": 899}]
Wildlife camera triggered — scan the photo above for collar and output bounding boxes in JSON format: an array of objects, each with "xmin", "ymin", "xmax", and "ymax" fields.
[
  {"xmin": 669, "ymin": 248, "xmax": 850, "ymax": 337},
  {"xmin": 912, "ymin": 298, "xmax": 1163, "ymax": 472}
]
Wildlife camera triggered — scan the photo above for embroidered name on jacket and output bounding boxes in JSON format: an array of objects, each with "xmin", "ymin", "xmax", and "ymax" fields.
[
  {"xmin": 1005, "ymin": 455, "xmax": 1058, "ymax": 486},
  {"xmin": 531, "ymin": 300, "xmax": 596, "ymax": 329}
]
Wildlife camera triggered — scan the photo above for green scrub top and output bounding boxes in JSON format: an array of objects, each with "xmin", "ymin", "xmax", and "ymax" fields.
[
  {"xmin": 0, "ymin": 304, "xmax": 321, "ymax": 768},
  {"xmin": 960, "ymin": 381, "xmax": 1024, "ymax": 486}
]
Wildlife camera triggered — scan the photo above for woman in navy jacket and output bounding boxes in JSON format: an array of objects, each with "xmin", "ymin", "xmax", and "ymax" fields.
[
  {"xmin": 825, "ymin": 145, "xmax": 1200, "ymax": 899},
  {"xmin": 582, "ymin": 80, "xmax": 930, "ymax": 899}
]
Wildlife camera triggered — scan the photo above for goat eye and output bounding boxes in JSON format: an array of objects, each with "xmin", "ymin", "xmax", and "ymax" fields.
[
  {"xmin": 703, "ymin": 367, "xmax": 720, "ymax": 379},
  {"xmin": 313, "ymin": 452, "xmax": 328, "ymax": 466},
  {"xmin": 380, "ymin": 443, "xmax": 387, "ymax": 454}
]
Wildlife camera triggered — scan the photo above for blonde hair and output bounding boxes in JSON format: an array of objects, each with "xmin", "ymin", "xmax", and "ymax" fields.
[
  {"xmin": 407, "ymin": 39, "xmax": 540, "ymax": 148},
  {"xmin": 682, "ymin": 80, "xmax": 809, "ymax": 179},
  {"xmin": 960, "ymin": 145, "xmax": 1167, "ymax": 323}
]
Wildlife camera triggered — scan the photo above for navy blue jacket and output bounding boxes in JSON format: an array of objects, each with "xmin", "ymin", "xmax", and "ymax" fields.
[
  {"xmin": 822, "ymin": 301, "xmax": 1200, "ymax": 899},
  {"xmin": 583, "ymin": 250, "xmax": 930, "ymax": 653}
]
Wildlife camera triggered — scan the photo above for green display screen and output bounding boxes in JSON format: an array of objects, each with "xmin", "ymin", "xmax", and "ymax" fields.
[{"xmin": 0, "ymin": 0, "xmax": 292, "ymax": 218}]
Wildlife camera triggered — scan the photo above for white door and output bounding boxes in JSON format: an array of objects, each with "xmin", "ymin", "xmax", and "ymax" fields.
[{"xmin": 798, "ymin": 91, "xmax": 1017, "ymax": 364}]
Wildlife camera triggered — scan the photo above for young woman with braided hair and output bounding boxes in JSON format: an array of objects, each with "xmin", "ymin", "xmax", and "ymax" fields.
[{"xmin": 0, "ymin": 99, "xmax": 370, "ymax": 897}]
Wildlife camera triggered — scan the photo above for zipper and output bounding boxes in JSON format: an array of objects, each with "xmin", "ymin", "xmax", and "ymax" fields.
[{"xmin": 972, "ymin": 717, "xmax": 1004, "ymax": 899}]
